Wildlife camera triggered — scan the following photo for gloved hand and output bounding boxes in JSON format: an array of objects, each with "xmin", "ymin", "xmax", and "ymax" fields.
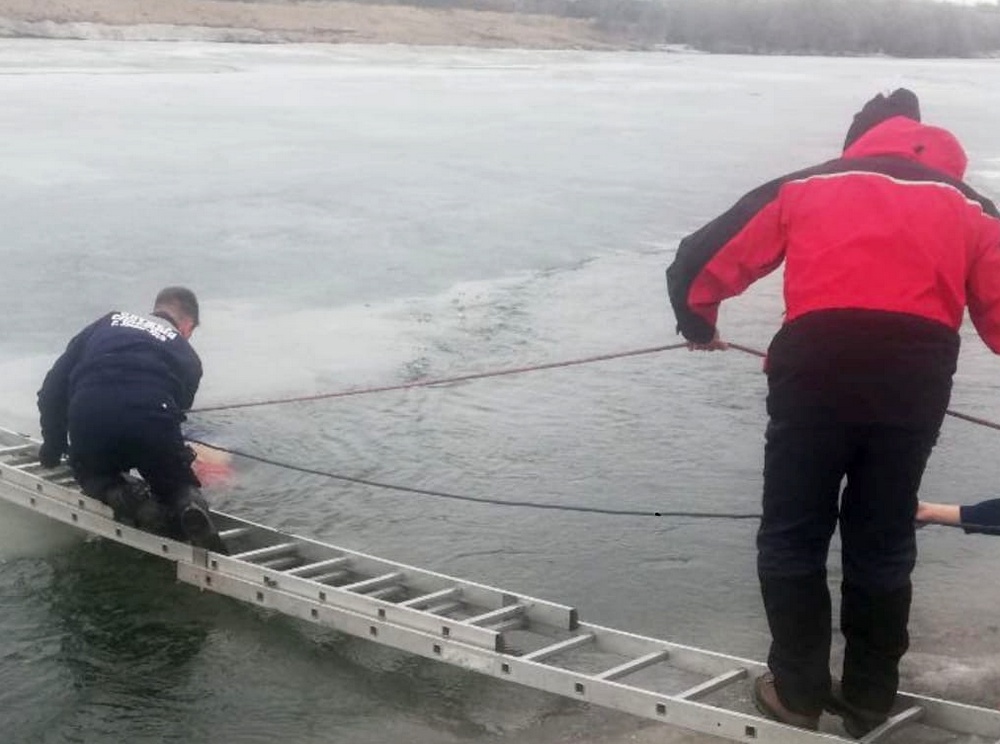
[{"xmin": 38, "ymin": 440, "xmax": 64, "ymax": 468}]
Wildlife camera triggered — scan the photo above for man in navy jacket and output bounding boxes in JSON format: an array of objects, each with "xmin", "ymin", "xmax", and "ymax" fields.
[{"xmin": 37, "ymin": 286, "xmax": 224, "ymax": 552}]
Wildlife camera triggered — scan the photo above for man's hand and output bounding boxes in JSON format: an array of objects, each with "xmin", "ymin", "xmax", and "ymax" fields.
[
  {"xmin": 38, "ymin": 441, "xmax": 63, "ymax": 468},
  {"xmin": 687, "ymin": 331, "xmax": 729, "ymax": 351},
  {"xmin": 915, "ymin": 501, "xmax": 961, "ymax": 527}
]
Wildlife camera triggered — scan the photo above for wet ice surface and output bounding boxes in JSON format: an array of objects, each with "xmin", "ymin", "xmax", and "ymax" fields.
[{"xmin": 1, "ymin": 39, "xmax": 998, "ymax": 743}]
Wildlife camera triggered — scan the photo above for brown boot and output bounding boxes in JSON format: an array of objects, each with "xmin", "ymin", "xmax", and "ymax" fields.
[{"xmin": 753, "ymin": 673, "xmax": 820, "ymax": 730}]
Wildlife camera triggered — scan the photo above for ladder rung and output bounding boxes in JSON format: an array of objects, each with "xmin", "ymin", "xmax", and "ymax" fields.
[
  {"xmin": 399, "ymin": 587, "xmax": 461, "ymax": 608},
  {"xmin": 424, "ymin": 601, "xmax": 463, "ymax": 616},
  {"xmin": 13, "ymin": 461, "xmax": 42, "ymax": 471},
  {"xmin": 312, "ymin": 570, "xmax": 350, "ymax": 585},
  {"xmin": 521, "ymin": 633, "xmax": 595, "ymax": 662},
  {"xmin": 219, "ymin": 527, "xmax": 253, "ymax": 541},
  {"xmin": 285, "ymin": 556, "xmax": 351, "ymax": 577},
  {"xmin": 340, "ymin": 572, "xmax": 404, "ymax": 593},
  {"xmin": 260, "ymin": 556, "xmax": 300, "ymax": 571},
  {"xmin": 465, "ymin": 604, "xmax": 525, "ymax": 627},
  {"xmin": 596, "ymin": 650, "xmax": 670, "ymax": 681},
  {"xmin": 485, "ymin": 617, "xmax": 525, "ymax": 633},
  {"xmin": 675, "ymin": 668, "xmax": 748, "ymax": 700},
  {"xmin": 43, "ymin": 467, "xmax": 74, "ymax": 478},
  {"xmin": 0, "ymin": 444, "xmax": 35, "ymax": 454},
  {"xmin": 231, "ymin": 542, "xmax": 299, "ymax": 562},
  {"xmin": 861, "ymin": 706, "xmax": 924, "ymax": 743},
  {"xmin": 366, "ymin": 585, "xmax": 407, "ymax": 601}
]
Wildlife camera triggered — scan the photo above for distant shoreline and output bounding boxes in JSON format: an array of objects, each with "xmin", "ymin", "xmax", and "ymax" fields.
[
  {"xmin": 0, "ymin": 0, "xmax": 636, "ymax": 50},
  {"xmin": 2, "ymin": 0, "xmax": 998, "ymax": 60}
]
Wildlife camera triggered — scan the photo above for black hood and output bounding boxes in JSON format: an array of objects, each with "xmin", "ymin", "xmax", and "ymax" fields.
[{"xmin": 843, "ymin": 88, "xmax": 921, "ymax": 151}]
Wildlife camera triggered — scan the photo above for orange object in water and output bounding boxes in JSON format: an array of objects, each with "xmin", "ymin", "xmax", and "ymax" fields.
[{"xmin": 188, "ymin": 442, "xmax": 234, "ymax": 487}]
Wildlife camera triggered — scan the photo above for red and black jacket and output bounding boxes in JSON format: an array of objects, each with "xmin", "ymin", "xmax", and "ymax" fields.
[{"xmin": 667, "ymin": 116, "xmax": 1000, "ymax": 426}]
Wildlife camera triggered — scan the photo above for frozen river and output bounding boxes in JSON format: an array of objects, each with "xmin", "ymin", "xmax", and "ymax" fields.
[{"xmin": 0, "ymin": 39, "xmax": 998, "ymax": 744}]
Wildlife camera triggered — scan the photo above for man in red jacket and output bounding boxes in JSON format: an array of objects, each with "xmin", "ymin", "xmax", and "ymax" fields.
[{"xmin": 667, "ymin": 89, "xmax": 1000, "ymax": 736}]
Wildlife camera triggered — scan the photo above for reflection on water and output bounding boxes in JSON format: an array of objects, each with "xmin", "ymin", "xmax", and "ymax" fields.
[
  {"xmin": 46, "ymin": 543, "xmax": 210, "ymax": 693},
  {"xmin": 2, "ymin": 538, "xmax": 604, "ymax": 743}
]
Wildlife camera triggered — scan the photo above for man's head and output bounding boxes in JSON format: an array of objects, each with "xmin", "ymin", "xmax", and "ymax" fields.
[
  {"xmin": 844, "ymin": 88, "xmax": 921, "ymax": 151},
  {"xmin": 153, "ymin": 286, "xmax": 199, "ymax": 339}
]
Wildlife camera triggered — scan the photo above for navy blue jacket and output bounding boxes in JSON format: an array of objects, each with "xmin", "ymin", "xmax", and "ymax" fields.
[
  {"xmin": 38, "ymin": 311, "xmax": 202, "ymax": 453},
  {"xmin": 961, "ymin": 499, "xmax": 1000, "ymax": 535}
]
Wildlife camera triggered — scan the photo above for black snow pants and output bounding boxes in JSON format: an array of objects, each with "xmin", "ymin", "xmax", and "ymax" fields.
[
  {"xmin": 756, "ymin": 420, "xmax": 937, "ymax": 716},
  {"xmin": 67, "ymin": 389, "xmax": 200, "ymax": 526}
]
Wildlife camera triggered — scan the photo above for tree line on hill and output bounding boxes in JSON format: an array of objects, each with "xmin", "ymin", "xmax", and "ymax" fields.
[
  {"xmin": 595, "ymin": 0, "xmax": 1000, "ymax": 56},
  {"xmin": 352, "ymin": 0, "xmax": 1000, "ymax": 56}
]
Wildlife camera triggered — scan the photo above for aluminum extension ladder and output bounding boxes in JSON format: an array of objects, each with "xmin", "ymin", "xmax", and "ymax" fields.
[{"xmin": 1, "ymin": 427, "xmax": 998, "ymax": 744}]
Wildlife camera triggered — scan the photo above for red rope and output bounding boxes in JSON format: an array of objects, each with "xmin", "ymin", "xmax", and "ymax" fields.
[
  {"xmin": 190, "ymin": 339, "xmax": 1000, "ymax": 433},
  {"xmin": 182, "ymin": 339, "xmax": 1000, "ymax": 523},
  {"xmin": 191, "ymin": 342, "xmax": 690, "ymax": 413}
]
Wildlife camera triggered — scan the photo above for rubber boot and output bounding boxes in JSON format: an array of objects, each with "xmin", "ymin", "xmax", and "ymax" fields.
[
  {"xmin": 174, "ymin": 486, "xmax": 228, "ymax": 554},
  {"xmin": 99, "ymin": 476, "xmax": 177, "ymax": 537},
  {"xmin": 98, "ymin": 480, "xmax": 141, "ymax": 525},
  {"xmin": 132, "ymin": 496, "xmax": 176, "ymax": 538}
]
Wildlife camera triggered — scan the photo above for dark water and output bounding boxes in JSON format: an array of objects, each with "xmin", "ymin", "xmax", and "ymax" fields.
[{"xmin": 1, "ymin": 40, "xmax": 999, "ymax": 743}]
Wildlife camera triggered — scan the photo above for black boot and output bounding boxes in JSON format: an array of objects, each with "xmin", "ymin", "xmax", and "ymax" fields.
[
  {"xmin": 133, "ymin": 496, "xmax": 177, "ymax": 538},
  {"xmin": 86, "ymin": 475, "xmax": 151, "ymax": 525},
  {"xmin": 98, "ymin": 481, "xmax": 143, "ymax": 525},
  {"xmin": 100, "ymin": 476, "xmax": 177, "ymax": 537},
  {"xmin": 174, "ymin": 487, "xmax": 228, "ymax": 554}
]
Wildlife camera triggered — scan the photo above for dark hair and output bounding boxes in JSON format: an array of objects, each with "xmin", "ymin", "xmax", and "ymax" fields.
[
  {"xmin": 843, "ymin": 88, "xmax": 921, "ymax": 150},
  {"xmin": 154, "ymin": 286, "xmax": 199, "ymax": 326}
]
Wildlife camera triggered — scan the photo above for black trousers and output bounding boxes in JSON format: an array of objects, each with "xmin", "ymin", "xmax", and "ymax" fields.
[
  {"xmin": 757, "ymin": 420, "xmax": 937, "ymax": 715},
  {"xmin": 68, "ymin": 398, "xmax": 199, "ymax": 507}
]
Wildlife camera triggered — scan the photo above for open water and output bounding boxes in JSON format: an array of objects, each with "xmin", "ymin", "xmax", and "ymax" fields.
[{"xmin": 0, "ymin": 39, "xmax": 999, "ymax": 744}]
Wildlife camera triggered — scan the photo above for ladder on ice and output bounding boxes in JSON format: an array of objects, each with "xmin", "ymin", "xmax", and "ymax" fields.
[{"xmin": 0, "ymin": 427, "xmax": 997, "ymax": 744}]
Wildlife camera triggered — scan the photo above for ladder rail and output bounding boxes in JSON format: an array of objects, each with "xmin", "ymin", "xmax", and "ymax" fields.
[
  {"xmin": 174, "ymin": 562, "xmax": 850, "ymax": 744},
  {"xmin": 211, "ymin": 514, "xmax": 577, "ymax": 631},
  {"xmin": 893, "ymin": 692, "xmax": 1000, "ymax": 740},
  {"xmin": 861, "ymin": 706, "xmax": 924, "ymax": 743},
  {"xmin": 2, "ymin": 427, "xmax": 1000, "ymax": 744},
  {"xmin": 208, "ymin": 550, "xmax": 505, "ymax": 651}
]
